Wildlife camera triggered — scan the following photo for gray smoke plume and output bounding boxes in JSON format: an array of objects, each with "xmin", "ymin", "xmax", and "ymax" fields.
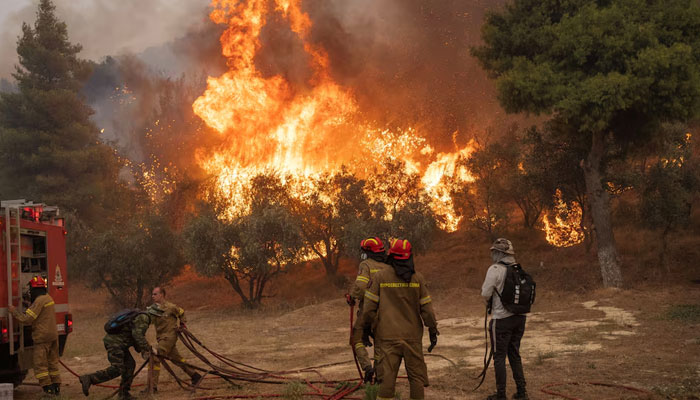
[
  {"xmin": 253, "ymin": 0, "xmax": 511, "ymax": 149},
  {"xmin": 0, "ymin": 0, "xmax": 212, "ymax": 79}
]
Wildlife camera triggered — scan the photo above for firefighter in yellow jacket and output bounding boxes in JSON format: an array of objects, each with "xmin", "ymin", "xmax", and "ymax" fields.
[
  {"xmin": 10, "ymin": 276, "xmax": 61, "ymax": 396},
  {"xmin": 361, "ymin": 239, "xmax": 439, "ymax": 400},
  {"xmin": 146, "ymin": 287, "xmax": 202, "ymax": 392},
  {"xmin": 347, "ymin": 237, "xmax": 392, "ymax": 382}
]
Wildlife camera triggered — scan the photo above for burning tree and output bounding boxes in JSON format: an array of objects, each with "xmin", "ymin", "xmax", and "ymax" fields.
[
  {"xmin": 640, "ymin": 126, "xmax": 699, "ymax": 269},
  {"xmin": 184, "ymin": 173, "xmax": 305, "ymax": 309},
  {"xmin": 451, "ymin": 140, "xmax": 511, "ymax": 239},
  {"xmin": 291, "ymin": 169, "xmax": 375, "ymax": 283},
  {"xmin": 473, "ymin": 0, "xmax": 700, "ymax": 287}
]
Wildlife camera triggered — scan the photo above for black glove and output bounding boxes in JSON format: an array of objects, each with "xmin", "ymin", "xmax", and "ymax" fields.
[
  {"xmin": 362, "ymin": 328, "xmax": 373, "ymax": 348},
  {"xmin": 428, "ymin": 327, "xmax": 439, "ymax": 353},
  {"xmin": 345, "ymin": 293, "xmax": 356, "ymax": 307}
]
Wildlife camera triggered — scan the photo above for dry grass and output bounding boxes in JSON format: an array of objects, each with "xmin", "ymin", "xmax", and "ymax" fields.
[{"xmin": 10, "ymin": 222, "xmax": 700, "ymax": 399}]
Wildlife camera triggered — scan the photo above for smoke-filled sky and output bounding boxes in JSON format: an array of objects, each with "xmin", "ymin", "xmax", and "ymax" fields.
[
  {"xmin": 0, "ymin": 0, "xmax": 211, "ymax": 79},
  {"xmin": 1, "ymin": 0, "xmax": 514, "ymax": 155}
]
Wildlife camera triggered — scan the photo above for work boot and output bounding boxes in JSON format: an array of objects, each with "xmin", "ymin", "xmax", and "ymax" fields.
[
  {"xmin": 486, "ymin": 393, "xmax": 506, "ymax": 400},
  {"xmin": 52, "ymin": 383, "xmax": 60, "ymax": 395},
  {"xmin": 42, "ymin": 385, "xmax": 55, "ymax": 396},
  {"xmin": 78, "ymin": 375, "xmax": 92, "ymax": 396},
  {"xmin": 512, "ymin": 388, "xmax": 529, "ymax": 399},
  {"xmin": 362, "ymin": 365, "xmax": 375, "ymax": 384},
  {"xmin": 191, "ymin": 372, "xmax": 203, "ymax": 386}
]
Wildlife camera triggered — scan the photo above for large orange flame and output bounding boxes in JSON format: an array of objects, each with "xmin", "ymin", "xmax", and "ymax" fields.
[
  {"xmin": 541, "ymin": 189, "xmax": 584, "ymax": 247},
  {"xmin": 193, "ymin": 0, "xmax": 475, "ymax": 230}
]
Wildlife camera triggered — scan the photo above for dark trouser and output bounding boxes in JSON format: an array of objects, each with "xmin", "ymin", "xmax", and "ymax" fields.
[{"xmin": 489, "ymin": 315, "xmax": 526, "ymax": 396}]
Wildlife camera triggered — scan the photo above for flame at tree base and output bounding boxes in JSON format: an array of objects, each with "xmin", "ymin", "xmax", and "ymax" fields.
[{"xmin": 541, "ymin": 189, "xmax": 585, "ymax": 247}]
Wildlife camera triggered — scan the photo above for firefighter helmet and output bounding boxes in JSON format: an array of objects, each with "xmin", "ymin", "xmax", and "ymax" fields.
[
  {"xmin": 360, "ymin": 237, "xmax": 385, "ymax": 253},
  {"xmin": 388, "ymin": 239, "xmax": 412, "ymax": 260},
  {"xmin": 29, "ymin": 276, "xmax": 47, "ymax": 288}
]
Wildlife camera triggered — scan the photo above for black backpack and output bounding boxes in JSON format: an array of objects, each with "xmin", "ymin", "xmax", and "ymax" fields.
[
  {"xmin": 104, "ymin": 309, "xmax": 145, "ymax": 334},
  {"xmin": 496, "ymin": 262, "xmax": 536, "ymax": 314}
]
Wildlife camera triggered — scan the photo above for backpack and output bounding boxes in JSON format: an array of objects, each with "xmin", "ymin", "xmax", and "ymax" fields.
[
  {"xmin": 496, "ymin": 262, "xmax": 536, "ymax": 314},
  {"xmin": 104, "ymin": 309, "xmax": 144, "ymax": 334}
]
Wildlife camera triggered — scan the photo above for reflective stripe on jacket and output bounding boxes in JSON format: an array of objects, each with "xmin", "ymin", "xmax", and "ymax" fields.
[
  {"xmin": 12, "ymin": 294, "xmax": 58, "ymax": 344},
  {"xmin": 360, "ymin": 269, "xmax": 437, "ymax": 341}
]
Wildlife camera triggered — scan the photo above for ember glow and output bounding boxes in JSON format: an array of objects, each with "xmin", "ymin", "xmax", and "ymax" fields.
[
  {"xmin": 193, "ymin": 0, "xmax": 475, "ymax": 230},
  {"xmin": 541, "ymin": 189, "xmax": 585, "ymax": 247}
]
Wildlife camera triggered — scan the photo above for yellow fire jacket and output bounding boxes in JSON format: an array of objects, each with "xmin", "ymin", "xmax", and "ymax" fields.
[
  {"xmin": 11, "ymin": 294, "xmax": 58, "ymax": 344},
  {"xmin": 147, "ymin": 301, "xmax": 186, "ymax": 340},
  {"xmin": 361, "ymin": 268, "xmax": 437, "ymax": 341},
  {"xmin": 350, "ymin": 258, "xmax": 392, "ymax": 301}
]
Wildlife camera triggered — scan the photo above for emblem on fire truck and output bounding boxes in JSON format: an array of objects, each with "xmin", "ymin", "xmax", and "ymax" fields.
[{"xmin": 53, "ymin": 266, "xmax": 64, "ymax": 287}]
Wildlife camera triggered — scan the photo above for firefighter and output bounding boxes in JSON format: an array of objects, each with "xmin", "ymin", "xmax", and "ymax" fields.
[
  {"xmin": 146, "ymin": 286, "xmax": 202, "ymax": 392},
  {"xmin": 79, "ymin": 311, "xmax": 153, "ymax": 400},
  {"xmin": 360, "ymin": 239, "xmax": 438, "ymax": 400},
  {"xmin": 347, "ymin": 237, "xmax": 392, "ymax": 383},
  {"xmin": 9, "ymin": 276, "xmax": 61, "ymax": 396}
]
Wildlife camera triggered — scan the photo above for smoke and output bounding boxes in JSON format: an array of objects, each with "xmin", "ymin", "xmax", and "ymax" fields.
[
  {"xmin": 252, "ymin": 0, "xmax": 510, "ymax": 148},
  {"xmin": 0, "ymin": 0, "xmax": 213, "ymax": 79}
]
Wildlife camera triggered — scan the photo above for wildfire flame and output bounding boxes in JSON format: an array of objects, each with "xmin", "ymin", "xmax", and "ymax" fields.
[
  {"xmin": 541, "ymin": 189, "xmax": 584, "ymax": 247},
  {"xmin": 193, "ymin": 0, "xmax": 475, "ymax": 230}
]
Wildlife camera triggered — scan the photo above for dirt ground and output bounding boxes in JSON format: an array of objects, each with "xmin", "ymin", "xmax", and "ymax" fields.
[{"xmin": 11, "ymin": 277, "xmax": 700, "ymax": 400}]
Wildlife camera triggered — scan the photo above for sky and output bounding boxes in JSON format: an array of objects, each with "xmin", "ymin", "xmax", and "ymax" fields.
[{"xmin": 0, "ymin": 0, "xmax": 211, "ymax": 79}]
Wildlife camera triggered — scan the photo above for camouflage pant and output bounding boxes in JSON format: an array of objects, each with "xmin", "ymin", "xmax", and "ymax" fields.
[
  {"xmin": 33, "ymin": 340, "xmax": 60, "ymax": 386},
  {"xmin": 153, "ymin": 335, "xmax": 196, "ymax": 386},
  {"xmin": 375, "ymin": 339, "xmax": 428, "ymax": 400},
  {"xmin": 87, "ymin": 336, "xmax": 136, "ymax": 392}
]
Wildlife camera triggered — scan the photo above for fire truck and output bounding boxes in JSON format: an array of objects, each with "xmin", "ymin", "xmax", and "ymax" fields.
[{"xmin": 0, "ymin": 200, "xmax": 72, "ymax": 385}]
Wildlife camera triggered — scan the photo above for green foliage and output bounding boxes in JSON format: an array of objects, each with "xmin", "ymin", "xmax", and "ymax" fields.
[
  {"xmin": 366, "ymin": 158, "xmax": 439, "ymax": 253},
  {"xmin": 534, "ymin": 350, "xmax": 557, "ymax": 365},
  {"xmin": 664, "ymin": 304, "xmax": 700, "ymax": 323},
  {"xmin": 282, "ymin": 381, "xmax": 306, "ymax": 400},
  {"xmin": 639, "ymin": 125, "xmax": 699, "ymax": 265},
  {"xmin": 473, "ymin": 0, "xmax": 700, "ymax": 137},
  {"xmin": 451, "ymin": 137, "xmax": 511, "ymax": 238},
  {"xmin": 363, "ymin": 384, "xmax": 380, "ymax": 400},
  {"xmin": 70, "ymin": 205, "xmax": 185, "ymax": 308},
  {"xmin": 0, "ymin": 0, "xmax": 120, "ymax": 221},
  {"xmin": 183, "ymin": 173, "xmax": 305, "ymax": 309},
  {"xmin": 292, "ymin": 168, "xmax": 375, "ymax": 279}
]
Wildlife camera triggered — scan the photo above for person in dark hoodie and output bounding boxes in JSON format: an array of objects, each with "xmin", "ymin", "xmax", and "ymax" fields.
[{"xmin": 360, "ymin": 239, "xmax": 438, "ymax": 400}]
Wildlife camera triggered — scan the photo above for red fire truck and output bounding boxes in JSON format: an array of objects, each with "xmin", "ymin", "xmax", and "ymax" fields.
[{"xmin": 0, "ymin": 200, "xmax": 72, "ymax": 385}]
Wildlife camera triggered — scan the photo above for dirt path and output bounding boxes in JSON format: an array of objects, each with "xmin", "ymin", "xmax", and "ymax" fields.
[{"xmin": 12, "ymin": 286, "xmax": 700, "ymax": 399}]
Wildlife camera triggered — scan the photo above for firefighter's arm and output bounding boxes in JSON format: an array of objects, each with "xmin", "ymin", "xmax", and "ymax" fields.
[
  {"xmin": 418, "ymin": 276, "xmax": 437, "ymax": 329},
  {"xmin": 11, "ymin": 298, "xmax": 42, "ymax": 324},
  {"xmin": 350, "ymin": 263, "xmax": 370, "ymax": 300},
  {"xmin": 359, "ymin": 278, "xmax": 380, "ymax": 329},
  {"xmin": 132, "ymin": 314, "xmax": 152, "ymax": 353}
]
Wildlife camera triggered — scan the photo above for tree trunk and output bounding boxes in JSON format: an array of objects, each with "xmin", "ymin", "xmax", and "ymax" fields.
[{"xmin": 582, "ymin": 131, "xmax": 623, "ymax": 287}]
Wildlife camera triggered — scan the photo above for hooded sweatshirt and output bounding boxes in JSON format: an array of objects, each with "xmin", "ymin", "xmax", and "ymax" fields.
[{"xmin": 481, "ymin": 252, "xmax": 516, "ymax": 320}]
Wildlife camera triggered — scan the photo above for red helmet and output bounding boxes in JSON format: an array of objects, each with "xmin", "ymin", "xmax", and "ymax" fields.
[
  {"xmin": 29, "ymin": 276, "xmax": 47, "ymax": 288},
  {"xmin": 360, "ymin": 237, "xmax": 384, "ymax": 253},
  {"xmin": 388, "ymin": 239, "xmax": 412, "ymax": 260}
]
